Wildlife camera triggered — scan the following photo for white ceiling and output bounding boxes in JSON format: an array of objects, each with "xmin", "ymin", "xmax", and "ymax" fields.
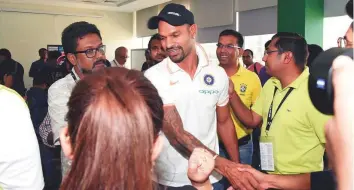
[{"xmin": 0, "ymin": 0, "xmax": 172, "ymax": 12}]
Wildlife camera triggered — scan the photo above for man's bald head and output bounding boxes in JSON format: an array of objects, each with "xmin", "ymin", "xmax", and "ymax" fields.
[{"xmin": 115, "ymin": 46, "xmax": 128, "ymax": 65}]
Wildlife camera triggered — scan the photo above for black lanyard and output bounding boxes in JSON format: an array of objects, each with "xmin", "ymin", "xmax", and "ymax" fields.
[
  {"xmin": 70, "ymin": 71, "xmax": 78, "ymax": 82},
  {"xmin": 265, "ymin": 87, "xmax": 294, "ymax": 134}
]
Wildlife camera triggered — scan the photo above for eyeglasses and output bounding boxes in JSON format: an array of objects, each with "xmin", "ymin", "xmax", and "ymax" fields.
[
  {"xmin": 216, "ymin": 43, "xmax": 240, "ymax": 50},
  {"xmin": 119, "ymin": 55, "xmax": 129, "ymax": 59},
  {"xmin": 72, "ymin": 45, "xmax": 106, "ymax": 58},
  {"xmin": 264, "ymin": 49, "xmax": 279, "ymax": 56},
  {"xmin": 337, "ymin": 37, "xmax": 353, "ymax": 48}
]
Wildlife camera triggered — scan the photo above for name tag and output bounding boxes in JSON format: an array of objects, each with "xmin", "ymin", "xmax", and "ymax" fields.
[{"xmin": 260, "ymin": 141, "xmax": 275, "ymax": 171}]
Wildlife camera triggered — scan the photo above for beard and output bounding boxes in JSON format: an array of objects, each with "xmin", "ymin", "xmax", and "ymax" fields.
[
  {"xmin": 166, "ymin": 46, "xmax": 186, "ymax": 64},
  {"xmin": 154, "ymin": 54, "xmax": 167, "ymax": 63},
  {"xmin": 78, "ymin": 59, "xmax": 106, "ymax": 74}
]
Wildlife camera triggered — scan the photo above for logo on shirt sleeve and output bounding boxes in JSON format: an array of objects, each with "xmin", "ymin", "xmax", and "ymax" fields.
[{"xmin": 203, "ymin": 74, "xmax": 214, "ymax": 86}]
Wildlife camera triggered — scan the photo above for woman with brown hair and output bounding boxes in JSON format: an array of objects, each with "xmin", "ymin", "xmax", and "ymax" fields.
[{"xmin": 59, "ymin": 67, "xmax": 216, "ymax": 190}]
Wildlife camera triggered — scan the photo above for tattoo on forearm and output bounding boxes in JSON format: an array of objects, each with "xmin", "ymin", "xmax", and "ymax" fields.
[{"xmin": 162, "ymin": 106, "xmax": 215, "ymax": 158}]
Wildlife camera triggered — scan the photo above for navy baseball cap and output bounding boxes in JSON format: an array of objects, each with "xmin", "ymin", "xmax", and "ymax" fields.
[{"xmin": 147, "ymin": 3, "xmax": 195, "ymax": 29}]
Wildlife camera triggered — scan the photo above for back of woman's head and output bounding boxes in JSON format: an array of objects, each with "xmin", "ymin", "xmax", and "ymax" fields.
[{"xmin": 61, "ymin": 67, "xmax": 163, "ymax": 190}]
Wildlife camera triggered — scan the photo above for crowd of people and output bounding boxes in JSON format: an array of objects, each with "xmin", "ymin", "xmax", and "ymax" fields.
[{"xmin": 0, "ymin": 0, "xmax": 353, "ymax": 190}]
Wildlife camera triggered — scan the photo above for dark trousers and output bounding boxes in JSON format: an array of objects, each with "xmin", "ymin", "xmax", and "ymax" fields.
[
  {"xmin": 251, "ymin": 128, "xmax": 261, "ymax": 170},
  {"xmin": 39, "ymin": 144, "xmax": 62, "ymax": 190}
]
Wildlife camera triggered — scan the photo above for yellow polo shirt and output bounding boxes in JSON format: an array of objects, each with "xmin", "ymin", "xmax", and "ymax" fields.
[
  {"xmin": 230, "ymin": 66, "xmax": 261, "ymax": 139},
  {"xmin": 252, "ymin": 67, "xmax": 331, "ymax": 174}
]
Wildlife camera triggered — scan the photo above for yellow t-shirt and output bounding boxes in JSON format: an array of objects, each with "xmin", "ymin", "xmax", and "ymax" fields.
[
  {"xmin": 252, "ymin": 67, "xmax": 331, "ymax": 174},
  {"xmin": 230, "ymin": 66, "xmax": 261, "ymax": 139}
]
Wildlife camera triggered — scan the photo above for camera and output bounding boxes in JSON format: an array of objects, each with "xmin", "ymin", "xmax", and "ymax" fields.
[{"xmin": 308, "ymin": 48, "xmax": 353, "ymax": 115}]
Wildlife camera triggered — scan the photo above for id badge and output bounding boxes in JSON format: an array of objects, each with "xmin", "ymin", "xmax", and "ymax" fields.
[{"xmin": 260, "ymin": 136, "xmax": 275, "ymax": 171}]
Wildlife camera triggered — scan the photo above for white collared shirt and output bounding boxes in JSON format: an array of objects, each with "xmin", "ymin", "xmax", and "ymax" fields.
[
  {"xmin": 48, "ymin": 68, "xmax": 79, "ymax": 144},
  {"xmin": 110, "ymin": 59, "xmax": 125, "ymax": 68},
  {"xmin": 144, "ymin": 44, "xmax": 229, "ymax": 187},
  {"xmin": 0, "ymin": 85, "xmax": 44, "ymax": 190}
]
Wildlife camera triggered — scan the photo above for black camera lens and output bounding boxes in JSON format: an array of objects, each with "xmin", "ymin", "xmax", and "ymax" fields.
[{"xmin": 308, "ymin": 48, "xmax": 353, "ymax": 115}]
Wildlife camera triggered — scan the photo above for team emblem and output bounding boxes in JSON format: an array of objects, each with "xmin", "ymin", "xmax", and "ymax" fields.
[
  {"xmin": 240, "ymin": 83, "xmax": 247, "ymax": 93},
  {"xmin": 204, "ymin": 74, "xmax": 214, "ymax": 86}
]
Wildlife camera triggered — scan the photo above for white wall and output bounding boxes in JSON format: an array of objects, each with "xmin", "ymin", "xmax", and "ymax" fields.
[
  {"xmin": 0, "ymin": 2, "xmax": 133, "ymax": 88},
  {"xmin": 323, "ymin": 15, "xmax": 353, "ymax": 50},
  {"xmin": 244, "ymin": 34, "xmax": 275, "ymax": 64}
]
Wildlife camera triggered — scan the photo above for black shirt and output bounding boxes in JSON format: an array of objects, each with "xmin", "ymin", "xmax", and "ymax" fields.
[
  {"xmin": 29, "ymin": 59, "xmax": 46, "ymax": 82},
  {"xmin": 141, "ymin": 61, "xmax": 156, "ymax": 72},
  {"xmin": 26, "ymin": 87, "xmax": 48, "ymax": 143},
  {"xmin": 0, "ymin": 59, "xmax": 26, "ymax": 96}
]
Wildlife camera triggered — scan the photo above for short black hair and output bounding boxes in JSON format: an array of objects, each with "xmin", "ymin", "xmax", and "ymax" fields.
[
  {"xmin": 148, "ymin": 33, "xmax": 161, "ymax": 50},
  {"xmin": 219, "ymin": 29, "xmax": 244, "ymax": 47},
  {"xmin": 61, "ymin": 21, "xmax": 101, "ymax": 55},
  {"xmin": 346, "ymin": 0, "xmax": 353, "ymax": 19},
  {"xmin": 307, "ymin": 44, "xmax": 324, "ymax": 68},
  {"xmin": 265, "ymin": 40, "xmax": 271, "ymax": 49},
  {"xmin": 244, "ymin": 49, "xmax": 253, "ymax": 57},
  {"xmin": 0, "ymin": 48, "xmax": 11, "ymax": 59},
  {"xmin": 38, "ymin": 48, "xmax": 47, "ymax": 55},
  {"xmin": 271, "ymin": 32, "xmax": 308, "ymax": 70},
  {"xmin": 33, "ymin": 72, "xmax": 48, "ymax": 86}
]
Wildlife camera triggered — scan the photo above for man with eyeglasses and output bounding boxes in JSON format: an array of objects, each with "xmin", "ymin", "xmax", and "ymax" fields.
[
  {"xmin": 216, "ymin": 1, "xmax": 352, "ymax": 190},
  {"xmin": 216, "ymin": 29, "xmax": 261, "ymax": 167},
  {"xmin": 338, "ymin": 0, "xmax": 353, "ymax": 48},
  {"xmin": 228, "ymin": 1, "xmax": 353, "ymax": 190},
  {"xmin": 226, "ymin": 32, "xmax": 331, "ymax": 189},
  {"xmin": 337, "ymin": 26, "xmax": 353, "ymax": 48},
  {"xmin": 111, "ymin": 46, "xmax": 128, "ymax": 67},
  {"xmin": 46, "ymin": 21, "xmax": 107, "ymax": 176}
]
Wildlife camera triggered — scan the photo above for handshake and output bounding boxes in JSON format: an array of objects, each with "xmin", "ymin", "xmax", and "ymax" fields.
[
  {"xmin": 189, "ymin": 52, "xmax": 354, "ymax": 190},
  {"xmin": 188, "ymin": 148, "xmax": 271, "ymax": 190}
]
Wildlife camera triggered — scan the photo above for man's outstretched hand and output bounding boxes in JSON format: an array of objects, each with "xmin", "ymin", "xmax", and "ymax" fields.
[{"xmin": 215, "ymin": 157, "xmax": 259, "ymax": 190}]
